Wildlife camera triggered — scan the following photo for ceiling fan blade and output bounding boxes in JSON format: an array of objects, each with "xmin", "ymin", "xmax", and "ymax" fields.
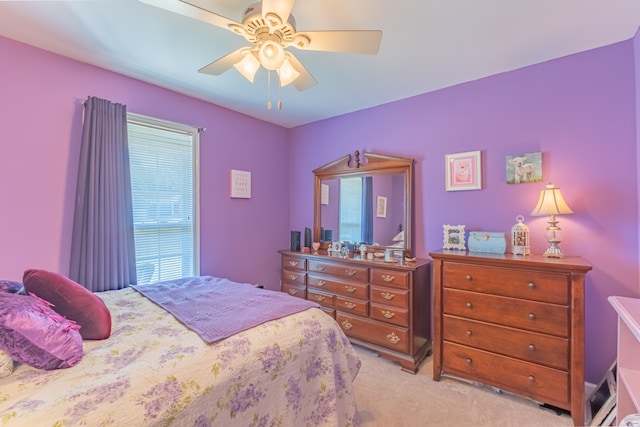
[
  {"xmin": 198, "ymin": 48, "xmax": 247, "ymax": 75},
  {"xmin": 291, "ymin": 30, "xmax": 383, "ymax": 55},
  {"xmin": 139, "ymin": 0, "xmax": 240, "ymax": 30},
  {"xmin": 261, "ymin": 0, "xmax": 295, "ymax": 24},
  {"xmin": 286, "ymin": 53, "xmax": 317, "ymax": 91}
]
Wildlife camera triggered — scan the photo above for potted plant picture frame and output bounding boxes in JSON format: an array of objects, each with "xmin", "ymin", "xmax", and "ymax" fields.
[
  {"xmin": 445, "ymin": 151, "xmax": 482, "ymax": 191},
  {"xmin": 443, "ymin": 224, "xmax": 466, "ymax": 250}
]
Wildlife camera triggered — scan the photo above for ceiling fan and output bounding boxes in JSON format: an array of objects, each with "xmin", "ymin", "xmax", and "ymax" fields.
[{"xmin": 140, "ymin": 0, "xmax": 383, "ymax": 92}]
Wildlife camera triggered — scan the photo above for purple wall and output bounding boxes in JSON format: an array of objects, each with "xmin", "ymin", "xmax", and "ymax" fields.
[
  {"xmin": 0, "ymin": 36, "xmax": 290, "ymax": 289},
  {"xmin": 636, "ymin": 29, "xmax": 640, "ymax": 289},
  {"xmin": 289, "ymin": 39, "xmax": 639, "ymax": 382},
  {"xmin": 2, "ymin": 30, "xmax": 640, "ymax": 384}
]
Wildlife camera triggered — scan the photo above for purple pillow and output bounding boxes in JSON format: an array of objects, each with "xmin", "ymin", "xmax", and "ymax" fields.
[
  {"xmin": 23, "ymin": 269, "xmax": 111, "ymax": 340},
  {"xmin": 0, "ymin": 280, "xmax": 25, "ymax": 294},
  {"xmin": 0, "ymin": 292, "xmax": 83, "ymax": 370}
]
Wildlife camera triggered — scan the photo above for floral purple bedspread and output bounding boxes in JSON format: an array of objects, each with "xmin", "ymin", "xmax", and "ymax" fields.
[{"xmin": 0, "ymin": 286, "xmax": 361, "ymax": 426}]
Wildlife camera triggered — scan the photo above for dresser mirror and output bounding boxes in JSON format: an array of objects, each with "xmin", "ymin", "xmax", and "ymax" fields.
[{"xmin": 313, "ymin": 151, "xmax": 415, "ymax": 256}]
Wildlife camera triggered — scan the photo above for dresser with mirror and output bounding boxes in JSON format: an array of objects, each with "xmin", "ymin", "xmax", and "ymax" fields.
[{"xmin": 279, "ymin": 151, "xmax": 432, "ymax": 373}]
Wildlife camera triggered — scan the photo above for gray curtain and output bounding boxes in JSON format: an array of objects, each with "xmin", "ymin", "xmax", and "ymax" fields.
[
  {"xmin": 69, "ymin": 96, "xmax": 137, "ymax": 292},
  {"xmin": 361, "ymin": 176, "xmax": 373, "ymax": 244}
]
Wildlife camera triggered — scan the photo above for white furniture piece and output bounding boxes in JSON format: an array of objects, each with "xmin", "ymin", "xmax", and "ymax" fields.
[{"xmin": 609, "ymin": 296, "xmax": 640, "ymax": 425}]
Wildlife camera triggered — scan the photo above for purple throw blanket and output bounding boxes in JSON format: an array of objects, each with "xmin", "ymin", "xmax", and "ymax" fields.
[{"xmin": 132, "ymin": 276, "xmax": 319, "ymax": 343}]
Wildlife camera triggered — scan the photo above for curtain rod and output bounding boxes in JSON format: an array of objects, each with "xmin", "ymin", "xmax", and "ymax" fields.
[{"xmin": 82, "ymin": 98, "xmax": 206, "ymax": 132}]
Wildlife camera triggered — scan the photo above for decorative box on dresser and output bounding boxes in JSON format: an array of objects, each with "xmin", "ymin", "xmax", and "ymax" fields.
[
  {"xmin": 608, "ymin": 296, "xmax": 640, "ymax": 425},
  {"xmin": 280, "ymin": 250, "xmax": 432, "ymax": 373},
  {"xmin": 429, "ymin": 249, "xmax": 592, "ymax": 427}
]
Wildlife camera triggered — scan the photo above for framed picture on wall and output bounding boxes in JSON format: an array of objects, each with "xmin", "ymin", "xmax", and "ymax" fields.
[
  {"xmin": 445, "ymin": 151, "xmax": 482, "ymax": 191},
  {"xmin": 376, "ymin": 196, "xmax": 387, "ymax": 218},
  {"xmin": 506, "ymin": 152, "xmax": 542, "ymax": 184}
]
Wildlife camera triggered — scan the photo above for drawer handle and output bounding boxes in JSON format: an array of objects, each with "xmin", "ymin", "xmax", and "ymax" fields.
[
  {"xmin": 345, "ymin": 286, "xmax": 357, "ymax": 293},
  {"xmin": 528, "ymin": 376, "xmax": 535, "ymax": 383},
  {"xmin": 345, "ymin": 269, "xmax": 357, "ymax": 276},
  {"xmin": 465, "ymin": 275, "xmax": 472, "ymax": 281},
  {"xmin": 528, "ymin": 313, "xmax": 536, "ymax": 320},
  {"xmin": 381, "ymin": 292, "xmax": 395, "ymax": 300},
  {"xmin": 315, "ymin": 265, "xmax": 326, "ymax": 271},
  {"xmin": 386, "ymin": 332, "xmax": 400, "ymax": 344},
  {"xmin": 315, "ymin": 295, "xmax": 326, "ymax": 302},
  {"xmin": 341, "ymin": 320, "xmax": 353, "ymax": 330},
  {"xmin": 288, "ymin": 274, "xmax": 298, "ymax": 281},
  {"xmin": 382, "ymin": 274, "xmax": 395, "ymax": 283},
  {"xmin": 381, "ymin": 310, "xmax": 396, "ymax": 319},
  {"xmin": 344, "ymin": 302, "xmax": 357, "ymax": 309},
  {"xmin": 466, "ymin": 358, "xmax": 472, "ymax": 365},
  {"xmin": 288, "ymin": 260, "xmax": 298, "ymax": 267},
  {"xmin": 528, "ymin": 344, "xmax": 536, "ymax": 351},
  {"xmin": 466, "ymin": 330, "xmax": 472, "ymax": 337},
  {"xmin": 288, "ymin": 289, "xmax": 298, "ymax": 296},
  {"xmin": 316, "ymin": 280, "xmax": 326, "ymax": 287},
  {"xmin": 466, "ymin": 302, "xmax": 472, "ymax": 308},
  {"xmin": 528, "ymin": 282, "xmax": 536, "ymax": 289}
]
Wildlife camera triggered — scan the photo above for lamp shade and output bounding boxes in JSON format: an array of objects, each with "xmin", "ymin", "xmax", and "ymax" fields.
[
  {"xmin": 233, "ymin": 51, "xmax": 260, "ymax": 82},
  {"xmin": 531, "ymin": 183, "xmax": 573, "ymax": 216},
  {"xmin": 258, "ymin": 41, "xmax": 285, "ymax": 71},
  {"xmin": 277, "ymin": 56, "xmax": 300, "ymax": 87}
]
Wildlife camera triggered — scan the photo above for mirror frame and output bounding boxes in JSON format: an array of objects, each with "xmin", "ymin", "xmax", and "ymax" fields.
[{"xmin": 313, "ymin": 151, "xmax": 415, "ymax": 256}]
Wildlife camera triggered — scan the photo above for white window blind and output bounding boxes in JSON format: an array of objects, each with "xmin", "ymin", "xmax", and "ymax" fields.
[
  {"xmin": 127, "ymin": 114, "xmax": 200, "ymax": 285},
  {"xmin": 339, "ymin": 177, "xmax": 362, "ymax": 242}
]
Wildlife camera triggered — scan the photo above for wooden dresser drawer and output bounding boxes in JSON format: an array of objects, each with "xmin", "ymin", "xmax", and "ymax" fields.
[
  {"xmin": 430, "ymin": 250, "xmax": 592, "ymax": 426},
  {"xmin": 443, "ymin": 315, "xmax": 569, "ymax": 370},
  {"xmin": 442, "ymin": 341, "xmax": 569, "ymax": 407},
  {"xmin": 308, "ymin": 260, "xmax": 368, "ymax": 283},
  {"xmin": 370, "ymin": 268, "xmax": 410, "ymax": 289},
  {"xmin": 335, "ymin": 295, "xmax": 369, "ymax": 317},
  {"xmin": 282, "ymin": 283, "xmax": 306, "ymax": 299},
  {"xmin": 282, "ymin": 256, "xmax": 306, "ymax": 271},
  {"xmin": 307, "ymin": 274, "xmax": 368, "ymax": 299},
  {"xmin": 443, "ymin": 288, "xmax": 569, "ymax": 337},
  {"xmin": 370, "ymin": 285, "xmax": 409, "ymax": 309},
  {"xmin": 281, "ymin": 269, "xmax": 306, "ymax": 286},
  {"xmin": 336, "ymin": 313, "xmax": 409, "ymax": 353},
  {"xmin": 443, "ymin": 262, "xmax": 569, "ymax": 305},
  {"xmin": 280, "ymin": 250, "xmax": 433, "ymax": 374},
  {"xmin": 370, "ymin": 303, "xmax": 409, "ymax": 327},
  {"xmin": 307, "ymin": 289, "xmax": 334, "ymax": 308}
]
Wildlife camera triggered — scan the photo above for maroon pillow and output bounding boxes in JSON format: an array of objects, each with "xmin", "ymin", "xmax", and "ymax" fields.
[{"xmin": 23, "ymin": 269, "xmax": 111, "ymax": 340}]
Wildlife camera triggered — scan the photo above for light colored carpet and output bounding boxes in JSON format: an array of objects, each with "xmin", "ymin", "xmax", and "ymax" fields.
[{"xmin": 352, "ymin": 348, "xmax": 574, "ymax": 426}]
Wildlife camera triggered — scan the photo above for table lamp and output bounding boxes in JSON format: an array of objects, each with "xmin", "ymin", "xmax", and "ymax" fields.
[{"xmin": 530, "ymin": 183, "xmax": 573, "ymax": 258}]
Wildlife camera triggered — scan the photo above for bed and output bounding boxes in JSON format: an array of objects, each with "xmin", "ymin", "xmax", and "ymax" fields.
[{"xmin": 0, "ymin": 275, "xmax": 361, "ymax": 426}]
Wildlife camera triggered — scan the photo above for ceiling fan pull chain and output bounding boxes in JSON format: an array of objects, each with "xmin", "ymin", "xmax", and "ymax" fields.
[
  {"xmin": 278, "ymin": 79, "xmax": 282, "ymax": 110},
  {"xmin": 267, "ymin": 71, "xmax": 272, "ymax": 110}
]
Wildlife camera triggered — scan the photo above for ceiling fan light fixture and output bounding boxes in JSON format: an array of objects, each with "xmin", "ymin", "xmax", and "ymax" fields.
[
  {"xmin": 258, "ymin": 40, "xmax": 285, "ymax": 70},
  {"xmin": 233, "ymin": 50, "xmax": 260, "ymax": 82},
  {"xmin": 277, "ymin": 57, "xmax": 300, "ymax": 87}
]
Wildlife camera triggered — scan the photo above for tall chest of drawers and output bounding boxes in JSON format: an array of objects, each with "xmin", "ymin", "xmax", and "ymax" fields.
[
  {"xmin": 429, "ymin": 250, "xmax": 591, "ymax": 426},
  {"xmin": 279, "ymin": 250, "xmax": 432, "ymax": 373}
]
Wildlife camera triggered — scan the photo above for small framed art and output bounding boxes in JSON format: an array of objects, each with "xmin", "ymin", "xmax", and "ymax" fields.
[
  {"xmin": 506, "ymin": 152, "xmax": 542, "ymax": 184},
  {"xmin": 445, "ymin": 151, "xmax": 481, "ymax": 191},
  {"xmin": 443, "ymin": 224, "xmax": 466, "ymax": 250},
  {"xmin": 376, "ymin": 196, "xmax": 387, "ymax": 218},
  {"xmin": 230, "ymin": 169, "xmax": 251, "ymax": 198}
]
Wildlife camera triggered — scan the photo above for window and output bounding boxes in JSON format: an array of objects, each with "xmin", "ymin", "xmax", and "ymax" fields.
[
  {"xmin": 127, "ymin": 113, "xmax": 200, "ymax": 284},
  {"xmin": 339, "ymin": 177, "xmax": 362, "ymax": 242}
]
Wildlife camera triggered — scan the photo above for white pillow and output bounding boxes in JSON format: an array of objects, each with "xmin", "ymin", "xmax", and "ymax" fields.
[{"xmin": 0, "ymin": 350, "xmax": 13, "ymax": 377}]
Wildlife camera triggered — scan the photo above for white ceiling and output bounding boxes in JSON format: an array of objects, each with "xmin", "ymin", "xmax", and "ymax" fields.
[{"xmin": 1, "ymin": 0, "xmax": 639, "ymax": 128}]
